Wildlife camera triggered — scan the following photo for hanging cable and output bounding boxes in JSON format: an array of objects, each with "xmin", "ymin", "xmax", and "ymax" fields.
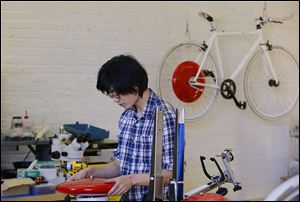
[{"xmin": 185, "ymin": 1, "xmax": 191, "ymax": 40}]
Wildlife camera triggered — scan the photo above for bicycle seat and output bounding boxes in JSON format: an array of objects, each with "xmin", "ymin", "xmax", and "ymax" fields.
[{"xmin": 199, "ymin": 11, "xmax": 214, "ymax": 22}]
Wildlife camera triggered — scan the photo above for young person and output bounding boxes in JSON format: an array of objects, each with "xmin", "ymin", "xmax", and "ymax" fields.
[{"xmin": 67, "ymin": 54, "xmax": 176, "ymax": 201}]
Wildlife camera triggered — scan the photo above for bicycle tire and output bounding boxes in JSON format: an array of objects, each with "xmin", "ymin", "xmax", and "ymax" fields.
[
  {"xmin": 244, "ymin": 46, "xmax": 299, "ymax": 120},
  {"xmin": 158, "ymin": 43, "xmax": 220, "ymax": 121}
]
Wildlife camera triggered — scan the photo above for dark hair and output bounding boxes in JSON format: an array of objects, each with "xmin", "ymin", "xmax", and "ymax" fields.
[{"xmin": 96, "ymin": 55, "xmax": 148, "ymax": 97}]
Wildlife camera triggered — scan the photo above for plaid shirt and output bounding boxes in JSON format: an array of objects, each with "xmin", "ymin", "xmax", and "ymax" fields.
[{"xmin": 113, "ymin": 89, "xmax": 176, "ymax": 201}]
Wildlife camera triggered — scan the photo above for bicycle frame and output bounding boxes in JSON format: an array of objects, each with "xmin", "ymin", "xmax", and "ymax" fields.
[
  {"xmin": 159, "ymin": 5, "xmax": 298, "ymax": 120},
  {"xmin": 190, "ymin": 29, "xmax": 279, "ymax": 89}
]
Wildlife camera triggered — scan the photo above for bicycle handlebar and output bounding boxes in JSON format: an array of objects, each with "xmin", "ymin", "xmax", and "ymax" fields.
[
  {"xmin": 199, "ymin": 3, "xmax": 294, "ymax": 31},
  {"xmin": 256, "ymin": 2, "xmax": 294, "ymax": 28}
]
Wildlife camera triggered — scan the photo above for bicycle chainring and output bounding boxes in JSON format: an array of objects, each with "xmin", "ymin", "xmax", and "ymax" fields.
[{"xmin": 220, "ymin": 79, "xmax": 236, "ymax": 99}]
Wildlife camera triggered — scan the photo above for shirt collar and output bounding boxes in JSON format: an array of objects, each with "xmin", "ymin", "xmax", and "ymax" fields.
[
  {"xmin": 141, "ymin": 88, "xmax": 158, "ymax": 120},
  {"xmin": 127, "ymin": 88, "xmax": 159, "ymax": 121}
]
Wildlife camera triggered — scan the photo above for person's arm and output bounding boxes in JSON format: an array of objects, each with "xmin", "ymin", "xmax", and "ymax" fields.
[
  {"xmin": 128, "ymin": 169, "xmax": 172, "ymax": 186},
  {"xmin": 92, "ymin": 160, "xmax": 121, "ymax": 178},
  {"xmin": 67, "ymin": 160, "xmax": 121, "ymax": 182},
  {"xmin": 106, "ymin": 169, "xmax": 172, "ymax": 196}
]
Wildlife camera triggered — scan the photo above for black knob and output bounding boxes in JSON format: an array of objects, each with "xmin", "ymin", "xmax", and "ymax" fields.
[{"xmin": 51, "ymin": 151, "xmax": 60, "ymax": 159}]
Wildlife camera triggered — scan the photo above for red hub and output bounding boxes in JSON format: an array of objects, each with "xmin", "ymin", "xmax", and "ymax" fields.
[{"xmin": 172, "ymin": 61, "xmax": 206, "ymax": 103}]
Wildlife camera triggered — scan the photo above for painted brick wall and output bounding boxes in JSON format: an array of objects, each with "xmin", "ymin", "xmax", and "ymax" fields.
[{"xmin": 1, "ymin": 1, "xmax": 299, "ymax": 200}]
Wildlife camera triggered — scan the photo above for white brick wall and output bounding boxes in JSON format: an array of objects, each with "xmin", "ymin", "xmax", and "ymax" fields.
[{"xmin": 1, "ymin": 1, "xmax": 299, "ymax": 200}]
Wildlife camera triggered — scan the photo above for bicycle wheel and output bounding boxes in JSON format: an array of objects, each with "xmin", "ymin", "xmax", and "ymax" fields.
[
  {"xmin": 244, "ymin": 46, "xmax": 299, "ymax": 120},
  {"xmin": 158, "ymin": 43, "xmax": 220, "ymax": 121}
]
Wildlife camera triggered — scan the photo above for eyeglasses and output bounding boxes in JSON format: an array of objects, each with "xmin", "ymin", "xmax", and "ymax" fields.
[{"xmin": 108, "ymin": 92, "xmax": 120, "ymax": 100}]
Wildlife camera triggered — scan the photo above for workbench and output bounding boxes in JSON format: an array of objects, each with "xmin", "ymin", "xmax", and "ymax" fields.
[
  {"xmin": 1, "ymin": 192, "xmax": 65, "ymax": 201},
  {"xmin": 1, "ymin": 138, "xmax": 52, "ymax": 161}
]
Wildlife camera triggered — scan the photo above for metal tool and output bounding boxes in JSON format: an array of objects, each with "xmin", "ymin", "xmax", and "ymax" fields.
[
  {"xmin": 218, "ymin": 149, "xmax": 241, "ymax": 192},
  {"xmin": 146, "ymin": 107, "xmax": 164, "ymax": 201},
  {"xmin": 184, "ymin": 149, "xmax": 242, "ymax": 198},
  {"xmin": 90, "ymin": 169, "xmax": 94, "ymax": 181},
  {"xmin": 168, "ymin": 109, "xmax": 178, "ymax": 201},
  {"xmin": 168, "ymin": 108, "xmax": 185, "ymax": 201},
  {"xmin": 63, "ymin": 161, "xmax": 88, "ymax": 176}
]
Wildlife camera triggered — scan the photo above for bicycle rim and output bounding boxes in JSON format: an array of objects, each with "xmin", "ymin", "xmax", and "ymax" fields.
[
  {"xmin": 158, "ymin": 43, "xmax": 220, "ymax": 121},
  {"xmin": 244, "ymin": 47, "xmax": 299, "ymax": 120}
]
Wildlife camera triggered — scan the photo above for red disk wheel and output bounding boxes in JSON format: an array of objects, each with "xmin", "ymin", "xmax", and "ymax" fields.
[
  {"xmin": 158, "ymin": 43, "xmax": 219, "ymax": 121},
  {"xmin": 172, "ymin": 61, "xmax": 205, "ymax": 103},
  {"xmin": 56, "ymin": 178, "xmax": 115, "ymax": 195}
]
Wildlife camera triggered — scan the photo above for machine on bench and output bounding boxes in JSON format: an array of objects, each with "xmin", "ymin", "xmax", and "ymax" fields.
[{"xmin": 50, "ymin": 122, "xmax": 116, "ymax": 176}]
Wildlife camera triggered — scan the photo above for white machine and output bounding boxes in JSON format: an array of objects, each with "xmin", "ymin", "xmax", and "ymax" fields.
[
  {"xmin": 51, "ymin": 127, "xmax": 89, "ymax": 176},
  {"xmin": 51, "ymin": 127, "xmax": 89, "ymax": 161}
]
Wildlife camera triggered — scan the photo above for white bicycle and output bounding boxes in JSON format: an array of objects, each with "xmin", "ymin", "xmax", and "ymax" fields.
[{"xmin": 158, "ymin": 3, "xmax": 299, "ymax": 121}]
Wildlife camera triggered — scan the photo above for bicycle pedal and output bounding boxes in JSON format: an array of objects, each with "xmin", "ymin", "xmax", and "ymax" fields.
[{"xmin": 239, "ymin": 101, "xmax": 247, "ymax": 110}]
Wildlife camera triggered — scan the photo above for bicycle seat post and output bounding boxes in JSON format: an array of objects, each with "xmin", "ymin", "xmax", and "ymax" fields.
[{"xmin": 199, "ymin": 11, "xmax": 216, "ymax": 32}]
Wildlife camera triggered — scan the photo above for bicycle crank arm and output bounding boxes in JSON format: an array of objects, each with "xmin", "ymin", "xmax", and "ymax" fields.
[{"xmin": 232, "ymin": 96, "xmax": 247, "ymax": 110}]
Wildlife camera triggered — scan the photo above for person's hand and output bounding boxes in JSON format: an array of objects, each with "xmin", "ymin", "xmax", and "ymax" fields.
[
  {"xmin": 105, "ymin": 175, "xmax": 132, "ymax": 196},
  {"xmin": 66, "ymin": 168, "xmax": 90, "ymax": 182}
]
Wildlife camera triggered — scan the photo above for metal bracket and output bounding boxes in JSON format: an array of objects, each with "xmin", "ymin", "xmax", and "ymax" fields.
[{"xmin": 146, "ymin": 107, "xmax": 164, "ymax": 201}]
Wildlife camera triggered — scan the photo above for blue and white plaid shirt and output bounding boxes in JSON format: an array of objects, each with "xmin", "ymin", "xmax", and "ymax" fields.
[{"xmin": 113, "ymin": 89, "xmax": 176, "ymax": 201}]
